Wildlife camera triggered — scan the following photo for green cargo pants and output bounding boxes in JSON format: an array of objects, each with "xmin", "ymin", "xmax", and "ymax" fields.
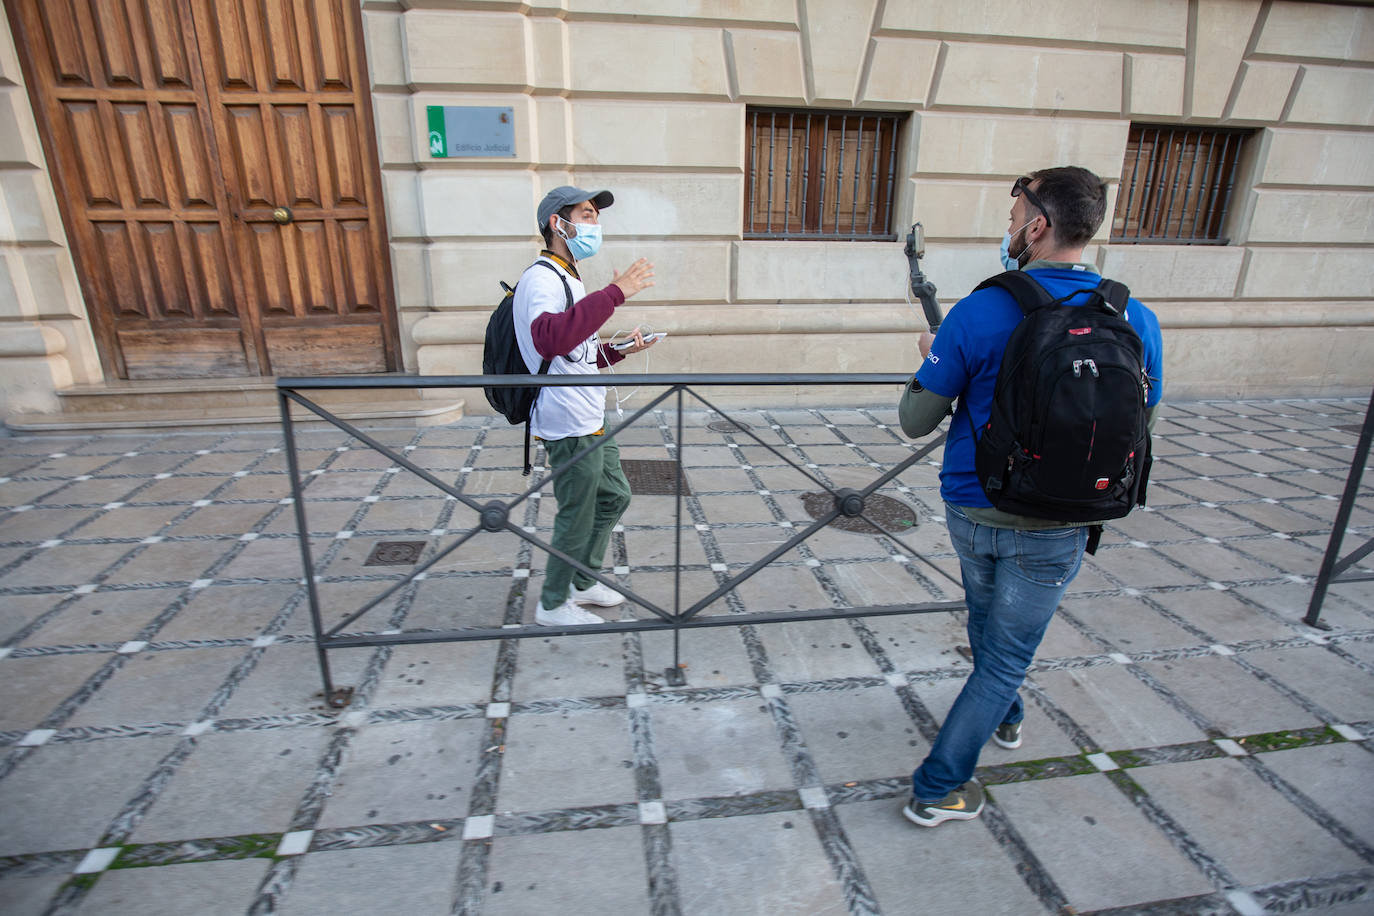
[{"xmin": 539, "ymin": 430, "xmax": 632, "ymax": 609}]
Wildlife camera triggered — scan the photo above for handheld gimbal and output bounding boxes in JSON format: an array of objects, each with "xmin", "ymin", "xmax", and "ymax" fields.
[{"xmin": 903, "ymin": 222, "xmax": 942, "ymax": 332}]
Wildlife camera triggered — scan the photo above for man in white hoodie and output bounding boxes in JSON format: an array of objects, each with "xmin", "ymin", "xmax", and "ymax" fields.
[{"xmin": 513, "ymin": 186, "xmax": 656, "ymax": 626}]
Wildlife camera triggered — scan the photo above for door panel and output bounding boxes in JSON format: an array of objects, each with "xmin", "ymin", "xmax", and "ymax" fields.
[
  {"xmin": 224, "ymin": 106, "xmax": 276, "ymax": 207},
  {"xmin": 145, "ymin": 0, "xmax": 196, "ymax": 88},
  {"xmin": 7, "ymin": 0, "xmax": 398, "ymax": 379},
  {"xmin": 63, "ymin": 102, "xmax": 120, "ymax": 207},
  {"xmin": 202, "ymin": 0, "xmax": 256, "ymax": 90},
  {"xmin": 265, "ymin": 325, "xmax": 384, "ymax": 375},
  {"xmin": 90, "ymin": 1, "xmax": 141, "ymax": 86},
  {"xmin": 35, "ymin": 2, "xmax": 92, "ymax": 87},
  {"xmin": 323, "ymin": 106, "xmax": 365, "ymax": 205},
  {"xmin": 113, "ymin": 103, "xmax": 168, "ymax": 205},
  {"xmin": 163, "ymin": 105, "xmax": 218, "ymax": 208},
  {"xmin": 93, "ymin": 222, "xmax": 142, "ymax": 315},
  {"xmin": 119, "ymin": 328, "xmax": 251, "ymax": 377},
  {"xmin": 186, "ymin": 223, "xmax": 240, "ymax": 316},
  {"xmin": 275, "ymin": 105, "xmax": 322, "ymax": 206},
  {"xmin": 337, "ymin": 220, "xmax": 381, "ymax": 313}
]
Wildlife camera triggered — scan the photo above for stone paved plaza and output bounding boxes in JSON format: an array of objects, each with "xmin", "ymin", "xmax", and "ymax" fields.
[{"xmin": 0, "ymin": 397, "xmax": 1372, "ymax": 915}]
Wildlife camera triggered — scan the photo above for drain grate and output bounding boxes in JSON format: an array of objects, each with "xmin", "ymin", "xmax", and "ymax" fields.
[
  {"xmin": 621, "ymin": 459, "xmax": 691, "ymax": 496},
  {"xmin": 707, "ymin": 419, "xmax": 751, "ymax": 433},
  {"xmin": 364, "ymin": 540, "xmax": 427, "ymax": 566},
  {"xmin": 800, "ymin": 492, "xmax": 918, "ymax": 534}
]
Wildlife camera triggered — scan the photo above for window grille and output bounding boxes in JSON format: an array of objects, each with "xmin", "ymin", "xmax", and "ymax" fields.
[
  {"xmin": 1111, "ymin": 125, "xmax": 1251, "ymax": 244},
  {"xmin": 744, "ymin": 107, "xmax": 905, "ymax": 241}
]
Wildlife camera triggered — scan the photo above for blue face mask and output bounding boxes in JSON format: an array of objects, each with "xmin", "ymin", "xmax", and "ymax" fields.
[
  {"xmin": 1001, "ymin": 218, "xmax": 1036, "ymax": 270},
  {"xmin": 558, "ymin": 217, "xmax": 602, "ymax": 260},
  {"xmin": 999, "ymin": 231, "xmax": 1019, "ymax": 271}
]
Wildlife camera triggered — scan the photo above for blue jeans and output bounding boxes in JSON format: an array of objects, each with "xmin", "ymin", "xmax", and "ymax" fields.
[{"xmin": 909, "ymin": 504, "xmax": 1088, "ymax": 801}]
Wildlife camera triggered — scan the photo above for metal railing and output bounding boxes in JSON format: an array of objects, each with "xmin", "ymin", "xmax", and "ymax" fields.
[
  {"xmin": 1305, "ymin": 386, "xmax": 1374, "ymax": 629},
  {"xmin": 276, "ymin": 373, "xmax": 963, "ymax": 707}
]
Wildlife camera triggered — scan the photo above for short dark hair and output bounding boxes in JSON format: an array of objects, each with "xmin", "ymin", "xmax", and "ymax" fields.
[
  {"xmin": 539, "ymin": 204, "xmax": 576, "ymax": 247},
  {"xmin": 1027, "ymin": 166, "xmax": 1108, "ymax": 248}
]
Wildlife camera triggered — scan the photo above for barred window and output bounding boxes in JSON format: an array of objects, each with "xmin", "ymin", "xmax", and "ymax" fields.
[
  {"xmin": 744, "ymin": 108, "xmax": 905, "ymax": 241},
  {"xmin": 1111, "ymin": 125, "xmax": 1252, "ymax": 244}
]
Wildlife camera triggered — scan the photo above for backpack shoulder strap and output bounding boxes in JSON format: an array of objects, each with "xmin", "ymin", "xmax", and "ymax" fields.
[
  {"xmin": 517, "ymin": 262, "xmax": 559, "ymax": 475},
  {"xmin": 532, "ymin": 260, "xmax": 575, "ymax": 308},
  {"xmin": 1095, "ymin": 277, "xmax": 1130, "ymax": 316},
  {"xmin": 528, "ymin": 259, "xmax": 573, "ymax": 375},
  {"xmin": 973, "ymin": 270, "xmax": 1055, "ymax": 316}
]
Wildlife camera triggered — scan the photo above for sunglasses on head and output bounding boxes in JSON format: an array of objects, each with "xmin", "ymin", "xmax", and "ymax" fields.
[{"xmin": 1012, "ymin": 177, "xmax": 1052, "ymax": 228}]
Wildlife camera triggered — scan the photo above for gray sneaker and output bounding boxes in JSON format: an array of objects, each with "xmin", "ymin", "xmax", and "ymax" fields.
[
  {"xmin": 901, "ymin": 781, "xmax": 985, "ymax": 827},
  {"xmin": 993, "ymin": 721, "xmax": 1022, "ymax": 749}
]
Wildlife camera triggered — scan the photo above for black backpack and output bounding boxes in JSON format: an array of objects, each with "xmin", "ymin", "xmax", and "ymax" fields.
[
  {"xmin": 482, "ymin": 260, "xmax": 572, "ymax": 474},
  {"xmin": 971, "ymin": 271, "xmax": 1152, "ymax": 541}
]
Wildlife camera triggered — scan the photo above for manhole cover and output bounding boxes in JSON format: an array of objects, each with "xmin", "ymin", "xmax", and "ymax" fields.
[
  {"xmin": 621, "ymin": 459, "xmax": 691, "ymax": 496},
  {"xmin": 707, "ymin": 419, "xmax": 751, "ymax": 433},
  {"xmin": 364, "ymin": 541, "xmax": 427, "ymax": 566},
  {"xmin": 800, "ymin": 492, "xmax": 918, "ymax": 534}
]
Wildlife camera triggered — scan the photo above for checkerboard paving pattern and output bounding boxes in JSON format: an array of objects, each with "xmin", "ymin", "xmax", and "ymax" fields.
[{"xmin": 0, "ymin": 400, "xmax": 1371, "ymax": 915}]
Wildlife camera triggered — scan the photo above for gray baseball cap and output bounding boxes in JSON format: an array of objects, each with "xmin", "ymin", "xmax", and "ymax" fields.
[{"xmin": 537, "ymin": 185, "xmax": 614, "ymax": 229}]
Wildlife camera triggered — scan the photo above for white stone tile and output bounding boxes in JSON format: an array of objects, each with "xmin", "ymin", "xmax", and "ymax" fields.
[
  {"xmin": 1087, "ymin": 752, "xmax": 1119, "ymax": 772},
  {"xmin": 462, "ymin": 814, "xmax": 494, "ymax": 840},
  {"xmin": 1213, "ymin": 738, "xmax": 1247, "ymax": 757},
  {"xmin": 638, "ymin": 800, "xmax": 668, "ymax": 825},
  {"xmin": 276, "ymin": 830, "xmax": 314, "ymax": 857},
  {"xmin": 73, "ymin": 847, "xmax": 121, "ymax": 874}
]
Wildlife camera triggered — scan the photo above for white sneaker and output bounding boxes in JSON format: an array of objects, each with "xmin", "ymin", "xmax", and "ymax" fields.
[
  {"xmin": 570, "ymin": 581, "xmax": 626, "ymax": 607},
  {"xmin": 535, "ymin": 598, "xmax": 605, "ymax": 626}
]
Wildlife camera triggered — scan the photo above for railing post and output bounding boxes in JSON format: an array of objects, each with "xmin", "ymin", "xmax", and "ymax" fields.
[
  {"xmin": 279, "ymin": 388, "xmax": 339, "ymax": 706},
  {"xmin": 666, "ymin": 385, "xmax": 688, "ymax": 686},
  {"xmin": 1304, "ymin": 386, "xmax": 1374, "ymax": 629}
]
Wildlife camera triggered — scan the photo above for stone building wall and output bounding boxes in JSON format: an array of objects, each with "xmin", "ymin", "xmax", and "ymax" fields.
[
  {"xmin": 0, "ymin": 0, "xmax": 1370, "ymax": 417},
  {"xmin": 0, "ymin": 12, "xmax": 102, "ymax": 414},
  {"xmin": 370, "ymin": 0, "xmax": 1374, "ymax": 405}
]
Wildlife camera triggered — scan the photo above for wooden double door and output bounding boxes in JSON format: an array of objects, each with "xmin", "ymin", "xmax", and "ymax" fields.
[{"xmin": 7, "ymin": 0, "xmax": 399, "ymax": 379}]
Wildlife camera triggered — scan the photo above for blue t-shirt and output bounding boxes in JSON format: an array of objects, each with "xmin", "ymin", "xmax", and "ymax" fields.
[{"xmin": 915, "ymin": 265, "xmax": 1164, "ymax": 508}]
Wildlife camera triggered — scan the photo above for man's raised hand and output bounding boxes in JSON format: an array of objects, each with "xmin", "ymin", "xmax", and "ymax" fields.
[{"xmin": 611, "ymin": 258, "xmax": 655, "ymax": 299}]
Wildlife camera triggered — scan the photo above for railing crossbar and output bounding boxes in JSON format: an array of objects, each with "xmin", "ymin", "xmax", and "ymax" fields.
[{"xmin": 319, "ymin": 599, "xmax": 967, "ymax": 648}]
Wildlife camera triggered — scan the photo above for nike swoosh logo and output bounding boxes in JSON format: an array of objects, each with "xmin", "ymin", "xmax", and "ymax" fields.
[{"xmin": 947, "ymin": 798, "xmax": 966, "ymax": 811}]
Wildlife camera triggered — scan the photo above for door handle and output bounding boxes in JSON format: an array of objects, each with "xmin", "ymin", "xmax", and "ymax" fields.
[{"xmin": 272, "ymin": 206, "xmax": 293, "ymax": 225}]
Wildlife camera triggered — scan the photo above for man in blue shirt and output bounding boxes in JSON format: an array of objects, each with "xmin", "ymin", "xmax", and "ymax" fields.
[{"xmin": 897, "ymin": 166, "xmax": 1164, "ymax": 827}]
